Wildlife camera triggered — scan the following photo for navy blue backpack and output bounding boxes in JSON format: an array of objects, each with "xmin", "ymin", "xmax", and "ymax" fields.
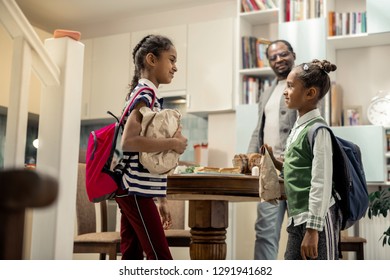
[{"xmin": 308, "ymin": 123, "xmax": 369, "ymax": 230}]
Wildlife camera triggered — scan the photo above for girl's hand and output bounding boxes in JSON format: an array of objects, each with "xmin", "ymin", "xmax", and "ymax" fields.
[
  {"xmin": 263, "ymin": 144, "xmax": 283, "ymax": 171},
  {"xmin": 172, "ymin": 126, "xmax": 188, "ymax": 154},
  {"xmin": 264, "ymin": 144, "xmax": 275, "ymax": 160},
  {"xmin": 157, "ymin": 197, "xmax": 172, "ymax": 230},
  {"xmin": 301, "ymin": 228, "xmax": 319, "ymax": 260}
]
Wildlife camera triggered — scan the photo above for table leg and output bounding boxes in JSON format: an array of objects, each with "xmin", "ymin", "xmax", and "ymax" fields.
[{"xmin": 188, "ymin": 200, "xmax": 228, "ymax": 260}]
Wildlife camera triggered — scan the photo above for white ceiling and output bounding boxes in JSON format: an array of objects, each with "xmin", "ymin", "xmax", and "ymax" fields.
[{"xmin": 15, "ymin": 0, "xmax": 228, "ymax": 34}]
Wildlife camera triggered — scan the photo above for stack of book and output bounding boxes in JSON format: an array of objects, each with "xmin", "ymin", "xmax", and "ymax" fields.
[
  {"xmin": 241, "ymin": 0, "xmax": 277, "ymax": 13},
  {"xmin": 241, "ymin": 36, "xmax": 271, "ymax": 69},
  {"xmin": 328, "ymin": 11, "xmax": 367, "ymax": 37},
  {"xmin": 242, "ymin": 76, "xmax": 272, "ymax": 104},
  {"xmin": 285, "ymin": 0, "xmax": 324, "ymax": 22}
]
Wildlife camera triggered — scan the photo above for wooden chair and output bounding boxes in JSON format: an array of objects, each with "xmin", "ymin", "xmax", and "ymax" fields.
[
  {"xmin": 76, "ymin": 159, "xmax": 190, "ymax": 258},
  {"xmin": 0, "ymin": 168, "xmax": 58, "ymax": 260},
  {"xmin": 114, "ymin": 198, "xmax": 191, "ymax": 248},
  {"xmin": 340, "ymin": 235, "xmax": 367, "ymax": 260},
  {"xmin": 164, "ymin": 200, "xmax": 191, "ymax": 247},
  {"xmin": 73, "ymin": 163, "xmax": 121, "ymax": 260}
]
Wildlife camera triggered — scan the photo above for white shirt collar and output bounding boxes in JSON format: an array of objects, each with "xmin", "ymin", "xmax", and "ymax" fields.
[
  {"xmin": 296, "ymin": 108, "xmax": 322, "ymax": 127},
  {"xmin": 139, "ymin": 78, "xmax": 159, "ymax": 97}
]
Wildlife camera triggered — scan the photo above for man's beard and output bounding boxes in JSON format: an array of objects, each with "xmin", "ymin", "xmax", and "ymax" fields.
[{"xmin": 278, "ymin": 69, "xmax": 290, "ymax": 79}]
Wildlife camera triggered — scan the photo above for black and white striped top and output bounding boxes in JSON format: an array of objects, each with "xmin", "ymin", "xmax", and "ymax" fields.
[{"xmin": 120, "ymin": 81, "xmax": 167, "ymax": 198}]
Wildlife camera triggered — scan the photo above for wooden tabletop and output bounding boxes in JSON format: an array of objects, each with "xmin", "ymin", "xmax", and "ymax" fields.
[{"xmin": 167, "ymin": 174, "xmax": 261, "ymax": 202}]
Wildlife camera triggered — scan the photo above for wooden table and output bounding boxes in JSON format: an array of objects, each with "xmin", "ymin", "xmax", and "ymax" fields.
[{"xmin": 167, "ymin": 174, "xmax": 262, "ymax": 260}]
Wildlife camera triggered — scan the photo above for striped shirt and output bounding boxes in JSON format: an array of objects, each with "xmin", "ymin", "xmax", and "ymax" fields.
[{"xmin": 120, "ymin": 79, "xmax": 168, "ymax": 197}]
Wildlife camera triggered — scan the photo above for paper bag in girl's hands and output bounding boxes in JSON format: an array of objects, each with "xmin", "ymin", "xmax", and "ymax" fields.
[
  {"xmin": 139, "ymin": 107, "xmax": 181, "ymax": 174},
  {"xmin": 259, "ymin": 145, "xmax": 282, "ymax": 204}
]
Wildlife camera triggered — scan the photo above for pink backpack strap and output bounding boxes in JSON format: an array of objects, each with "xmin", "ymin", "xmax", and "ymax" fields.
[{"xmin": 119, "ymin": 86, "xmax": 156, "ymax": 125}]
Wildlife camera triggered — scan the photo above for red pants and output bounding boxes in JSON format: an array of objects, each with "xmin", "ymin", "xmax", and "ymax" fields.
[{"xmin": 115, "ymin": 194, "xmax": 172, "ymax": 260}]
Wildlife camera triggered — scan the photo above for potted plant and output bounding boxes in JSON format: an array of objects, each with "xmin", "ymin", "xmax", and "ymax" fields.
[{"xmin": 368, "ymin": 187, "xmax": 390, "ymax": 246}]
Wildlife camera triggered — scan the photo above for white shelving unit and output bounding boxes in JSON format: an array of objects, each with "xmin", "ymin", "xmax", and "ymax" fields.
[
  {"xmin": 236, "ymin": 0, "xmax": 390, "ymax": 119},
  {"xmin": 239, "ymin": 67, "xmax": 275, "ymax": 77},
  {"xmin": 325, "ymin": 0, "xmax": 390, "ymax": 126},
  {"xmin": 236, "ymin": 1, "xmax": 280, "ymax": 107},
  {"xmin": 239, "ymin": 8, "xmax": 279, "ymax": 25},
  {"xmin": 326, "ymin": 0, "xmax": 390, "ymax": 56},
  {"xmin": 236, "ymin": 0, "xmax": 330, "ymax": 107},
  {"xmin": 327, "ymin": 32, "xmax": 390, "ymax": 50}
]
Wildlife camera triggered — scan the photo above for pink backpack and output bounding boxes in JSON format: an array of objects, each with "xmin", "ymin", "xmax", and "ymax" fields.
[{"xmin": 85, "ymin": 86, "xmax": 156, "ymax": 202}]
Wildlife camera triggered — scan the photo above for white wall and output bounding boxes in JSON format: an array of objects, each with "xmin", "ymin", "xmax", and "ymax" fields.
[
  {"xmin": 336, "ymin": 45, "xmax": 390, "ymax": 125},
  {"xmin": 0, "ymin": 25, "xmax": 50, "ymax": 114},
  {"xmin": 78, "ymin": 1, "xmax": 236, "ymax": 39}
]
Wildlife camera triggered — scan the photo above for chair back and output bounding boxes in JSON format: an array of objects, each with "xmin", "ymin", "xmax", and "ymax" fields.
[
  {"xmin": 76, "ymin": 163, "xmax": 97, "ymax": 235},
  {"xmin": 169, "ymin": 200, "xmax": 185, "ymax": 229}
]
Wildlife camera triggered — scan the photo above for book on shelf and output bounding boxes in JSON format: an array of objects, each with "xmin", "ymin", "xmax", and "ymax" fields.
[
  {"xmin": 241, "ymin": 0, "xmax": 259, "ymax": 12},
  {"xmin": 285, "ymin": 0, "xmax": 290, "ymax": 21},
  {"xmin": 254, "ymin": 0, "xmax": 266, "ymax": 10},
  {"xmin": 262, "ymin": 0, "xmax": 277, "ymax": 9},
  {"xmin": 342, "ymin": 12, "xmax": 349, "ymax": 36},
  {"xmin": 247, "ymin": 0, "xmax": 259, "ymax": 11},
  {"xmin": 241, "ymin": 0, "xmax": 251, "ymax": 12},
  {"xmin": 241, "ymin": 0, "xmax": 278, "ymax": 13},
  {"xmin": 309, "ymin": 0, "xmax": 315, "ymax": 19},
  {"xmin": 267, "ymin": 0, "xmax": 277, "ymax": 9},
  {"xmin": 328, "ymin": 11, "xmax": 367, "ymax": 37},
  {"xmin": 241, "ymin": 36, "xmax": 271, "ymax": 69},
  {"xmin": 256, "ymin": 38, "xmax": 271, "ymax": 68},
  {"xmin": 285, "ymin": 0, "xmax": 323, "ymax": 22},
  {"xmin": 328, "ymin": 11, "xmax": 335, "ymax": 36},
  {"xmin": 242, "ymin": 76, "xmax": 272, "ymax": 104}
]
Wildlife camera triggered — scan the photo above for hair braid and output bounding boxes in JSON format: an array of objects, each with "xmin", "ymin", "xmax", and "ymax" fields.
[
  {"xmin": 132, "ymin": 35, "xmax": 151, "ymax": 63},
  {"xmin": 127, "ymin": 35, "xmax": 174, "ymax": 100}
]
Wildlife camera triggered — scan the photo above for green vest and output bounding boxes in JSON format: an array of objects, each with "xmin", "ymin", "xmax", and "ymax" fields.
[{"xmin": 284, "ymin": 119, "xmax": 323, "ymax": 217}]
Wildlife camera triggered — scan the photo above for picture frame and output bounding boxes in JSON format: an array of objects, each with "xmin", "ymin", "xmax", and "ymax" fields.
[{"xmin": 344, "ymin": 106, "xmax": 362, "ymax": 126}]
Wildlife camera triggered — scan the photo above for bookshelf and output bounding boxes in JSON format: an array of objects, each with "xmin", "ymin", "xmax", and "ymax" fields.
[
  {"xmin": 237, "ymin": 0, "xmax": 390, "ymax": 184},
  {"xmin": 239, "ymin": 8, "xmax": 279, "ymax": 25},
  {"xmin": 237, "ymin": 0, "xmax": 390, "ymax": 120},
  {"xmin": 237, "ymin": 1, "xmax": 279, "ymax": 105},
  {"xmin": 281, "ymin": 0, "xmax": 325, "ymax": 22},
  {"xmin": 325, "ymin": 0, "xmax": 390, "ymax": 126},
  {"xmin": 326, "ymin": 0, "xmax": 390, "ymax": 51},
  {"xmin": 237, "ymin": 0, "xmax": 329, "ymax": 106}
]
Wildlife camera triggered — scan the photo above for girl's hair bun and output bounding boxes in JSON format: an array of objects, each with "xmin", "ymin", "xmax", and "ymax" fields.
[{"xmin": 312, "ymin": 59, "xmax": 337, "ymax": 73}]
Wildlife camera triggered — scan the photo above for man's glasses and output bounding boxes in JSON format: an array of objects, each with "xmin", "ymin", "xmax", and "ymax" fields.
[{"xmin": 268, "ymin": 51, "xmax": 291, "ymax": 62}]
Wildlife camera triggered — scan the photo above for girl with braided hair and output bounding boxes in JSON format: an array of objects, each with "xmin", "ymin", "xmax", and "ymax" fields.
[
  {"xmin": 265, "ymin": 59, "xmax": 341, "ymax": 260},
  {"xmin": 115, "ymin": 34, "xmax": 187, "ymax": 260}
]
